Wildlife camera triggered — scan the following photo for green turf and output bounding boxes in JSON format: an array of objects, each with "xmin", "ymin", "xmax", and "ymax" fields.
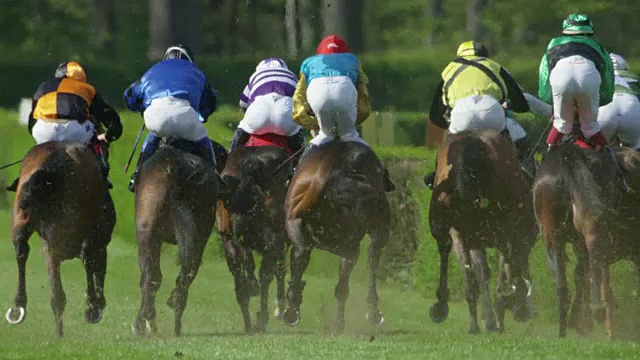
[{"xmin": 2, "ymin": 109, "xmax": 640, "ymax": 359}]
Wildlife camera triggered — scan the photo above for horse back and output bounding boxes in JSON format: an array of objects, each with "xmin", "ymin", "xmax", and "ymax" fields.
[
  {"xmin": 286, "ymin": 141, "xmax": 387, "ymax": 224},
  {"xmin": 431, "ymin": 130, "xmax": 534, "ymax": 243},
  {"xmin": 13, "ymin": 142, "xmax": 114, "ymax": 258},
  {"xmin": 135, "ymin": 147, "xmax": 218, "ymax": 243}
]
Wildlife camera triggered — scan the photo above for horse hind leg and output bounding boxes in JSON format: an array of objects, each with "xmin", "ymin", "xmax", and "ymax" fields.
[
  {"xmin": 282, "ymin": 218, "xmax": 311, "ymax": 327},
  {"xmin": 602, "ymin": 265, "xmax": 615, "ymax": 339},
  {"xmin": 255, "ymin": 250, "xmax": 279, "ymax": 333},
  {"xmin": 334, "ymin": 255, "xmax": 358, "ymax": 334},
  {"xmin": 366, "ymin": 225, "xmax": 387, "ymax": 327},
  {"xmin": 273, "ymin": 247, "xmax": 287, "ymax": 319},
  {"xmin": 224, "ymin": 239, "xmax": 252, "ymax": 334},
  {"xmin": 82, "ymin": 243, "xmax": 108, "ymax": 324},
  {"xmin": 133, "ymin": 231, "xmax": 162, "ymax": 336},
  {"xmin": 429, "ymin": 228, "xmax": 452, "ymax": 324},
  {"xmin": 569, "ymin": 242, "xmax": 592, "ymax": 335},
  {"xmin": 169, "ymin": 238, "xmax": 207, "ymax": 337},
  {"xmin": 470, "ymin": 249, "xmax": 497, "ymax": 332},
  {"xmin": 44, "ymin": 250, "xmax": 66, "ymax": 337},
  {"xmin": 6, "ymin": 226, "xmax": 32, "ymax": 325},
  {"xmin": 455, "ymin": 238, "xmax": 480, "ymax": 334},
  {"xmin": 547, "ymin": 244, "xmax": 570, "ymax": 337}
]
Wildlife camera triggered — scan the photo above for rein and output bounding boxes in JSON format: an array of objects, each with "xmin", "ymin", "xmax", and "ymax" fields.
[
  {"xmin": 0, "ymin": 159, "xmax": 23, "ymax": 170},
  {"xmin": 270, "ymin": 144, "xmax": 307, "ymax": 176}
]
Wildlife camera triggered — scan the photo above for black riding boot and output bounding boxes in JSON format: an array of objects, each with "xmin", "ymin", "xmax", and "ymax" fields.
[
  {"xmin": 230, "ymin": 128, "xmax": 250, "ymax": 153},
  {"xmin": 424, "ymin": 171, "xmax": 436, "ymax": 190},
  {"xmin": 94, "ymin": 152, "xmax": 113, "ymax": 190},
  {"xmin": 383, "ymin": 168, "xmax": 395, "ymax": 192},
  {"xmin": 128, "ymin": 150, "xmax": 154, "ymax": 193},
  {"xmin": 5, "ymin": 177, "xmax": 19, "ymax": 192}
]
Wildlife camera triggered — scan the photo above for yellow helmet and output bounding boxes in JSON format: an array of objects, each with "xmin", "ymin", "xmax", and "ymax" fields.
[{"xmin": 456, "ymin": 41, "xmax": 490, "ymax": 57}]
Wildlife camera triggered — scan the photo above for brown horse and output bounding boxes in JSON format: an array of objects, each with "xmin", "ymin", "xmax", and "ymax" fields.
[
  {"xmin": 217, "ymin": 144, "xmax": 291, "ymax": 333},
  {"xmin": 5, "ymin": 141, "xmax": 116, "ymax": 337},
  {"xmin": 533, "ymin": 142, "xmax": 624, "ymax": 338},
  {"xmin": 281, "ymin": 141, "xmax": 389, "ymax": 333},
  {"xmin": 132, "ymin": 140, "xmax": 219, "ymax": 336},
  {"xmin": 429, "ymin": 129, "xmax": 536, "ymax": 334}
]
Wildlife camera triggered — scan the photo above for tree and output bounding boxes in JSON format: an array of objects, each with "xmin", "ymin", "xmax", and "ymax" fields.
[
  {"xmin": 148, "ymin": 0, "xmax": 175, "ymax": 60},
  {"xmin": 466, "ymin": 0, "xmax": 490, "ymax": 41},
  {"xmin": 345, "ymin": 0, "xmax": 363, "ymax": 52},
  {"xmin": 322, "ymin": 0, "xmax": 362, "ymax": 52},
  {"xmin": 285, "ymin": 0, "xmax": 298, "ymax": 59},
  {"xmin": 427, "ymin": 0, "xmax": 444, "ymax": 46},
  {"xmin": 322, "ymin": 0, "xmax": 347, "ymax": 38},
  {"xmin": 299, "ymin": 0, "xmax": 321, "ymax": 54},
  {"xmin": 94, "ymin": 0, "xmax": 116, "ymax": 59}
]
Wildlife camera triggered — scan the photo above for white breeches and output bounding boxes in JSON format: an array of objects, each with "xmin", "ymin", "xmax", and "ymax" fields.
[
  {"xmin": 143, "ymin": 96, "xmax": 207, "ymax": 141},
  {"xmin": 448, "ymin": 95, "xmax": 506, "ymax": 134},
  {"xmin": 598, "ymin": 93, "xmax": 640, "ymax": 149},
  {"xmin": 306, "ymin": 76, "xmax": 367, "ymax": 147},
  {"xmin": 238, "ymin": 93, "xmax": 301, "ymax": 136},
  {"xmin": 32, "ymin": 119, "xmax": 95, "ymax": 145},
  {"xmin": 549, "ymin": 55, "xmax": 602, "ymax": 137}
]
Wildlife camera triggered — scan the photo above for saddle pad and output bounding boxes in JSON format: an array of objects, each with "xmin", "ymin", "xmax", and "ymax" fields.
[{"xmin": 245, "ymin": 133, "xmax": 292, "ymax": 154}]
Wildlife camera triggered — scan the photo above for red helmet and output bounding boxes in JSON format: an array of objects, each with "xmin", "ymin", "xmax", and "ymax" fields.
[{"xmin": 316, "ymin": 35, "xmax": 350, "ymax": 55}]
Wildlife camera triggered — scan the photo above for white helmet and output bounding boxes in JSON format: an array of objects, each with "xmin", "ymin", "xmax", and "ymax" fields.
[
  {"xmin": 256, "ymin": 57, "xmax": 288, "ymax": 71},
  {"xmin": 610, "ymin": 53, "xmax": 629, "ymax": 72}
]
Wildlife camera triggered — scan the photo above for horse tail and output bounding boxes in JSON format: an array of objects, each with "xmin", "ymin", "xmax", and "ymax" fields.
[
  {"xmin": 451, "ymin": 136, "xmax": 490, "ymax": 202},
  {"xmin": 555, "ymin": 147, "xmax": 606, "ymax": 219},
  {"xmin": 18, "ymin": 154, "xmax": 68, "ymax": 219}
]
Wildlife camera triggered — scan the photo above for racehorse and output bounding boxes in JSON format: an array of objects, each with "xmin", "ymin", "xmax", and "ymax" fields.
[
  {"xmin": 5, "ymin": 141, "xmax": 116, "ymax": 337},
  {"xmin": 132, "ymin": 139, "xmax": 219, "ymax": 336},
  {"xmin": 533, "ymin": 139, "xmax": 624, "ymax": 338},
  {"xmin": 281, "ymin": 140, "xmax": 389, "ymax": 333},
  {"xmin": 217, "ymin": 136, "xmax": 292, "ymax": 333},
  {"xmin": 429, "ymin": 129, "xmax": 536, "ymax": 334}
]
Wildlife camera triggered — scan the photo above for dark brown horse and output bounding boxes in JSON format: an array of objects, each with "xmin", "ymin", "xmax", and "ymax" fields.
[
  {"xmin": 216, "ymin": 144, "xmax": 291, "ymax": 333},
  {"xmin": 533, "ymin": 143, "xmax": 624, "ymax": 338},
  {"xmin": 5, "ymin": 141, "xmax": 116, "ymax": 337},
  {"xmin": 132, "ymin": 140, "xmax": 218, "ymax": 336},
  {"xmin": 281, "ymin": 141, "xmax": 389, "ymax": 333},
  {"xmin": 429, "ymin": 129, "xmax": 536, "ymax": 334}
]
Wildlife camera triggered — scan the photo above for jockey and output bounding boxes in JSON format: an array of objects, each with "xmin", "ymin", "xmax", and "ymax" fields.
[
  {"xmin": 597, "ymin": 53, "xmax": 640, "ymax": 149},
  {"xmin": 292, "ymin": 34, "xmax": 395, "ymax": 191},
  {"xmin": 6, "ymin": 61, "xmax": 122, "ymax": 192},
  {"xmin": 424, "ymin": 41, "xmax": 532, "ymax": 189},
  {"xmin": 230, "ymin": 57, "xmax": 305, "ymax": 153},
  {"xmin": 124, "ymin": 44, "xmax": 218, "ymax": 192},
  {"xmin": 539, "ymin": 13, "xmax": 614, "ymax": 150}
]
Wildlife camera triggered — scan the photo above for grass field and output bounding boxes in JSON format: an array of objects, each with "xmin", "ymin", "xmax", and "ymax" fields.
[{"xmin": 1, "ymin": 109, "xmax": 640, "ymax": 359}]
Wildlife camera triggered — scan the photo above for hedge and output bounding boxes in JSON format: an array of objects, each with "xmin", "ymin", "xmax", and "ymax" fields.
[{"xmin": 0, "ymin": 53, "xmax": 580, "ymax": 113}]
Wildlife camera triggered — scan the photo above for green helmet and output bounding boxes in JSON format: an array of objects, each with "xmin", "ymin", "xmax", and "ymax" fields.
[{"xmin": 562, "ymin": 14, "xmax": 593, "ymax": 35}]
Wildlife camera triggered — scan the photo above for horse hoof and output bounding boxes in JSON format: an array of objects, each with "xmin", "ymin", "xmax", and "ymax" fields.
[
  {"xmin": 513, "ymin": 306, "xmax": 532, "ymax": 323},
  {"xmin": 282, "ymin": 308, "xmax": 300, "ymax": 326},
  {"xmin": 429, "ymin": 302, "xmax": 449, "ymax": 324},
  {"xmin": 485, "ymin": 322, "xmax": 500, "ymax": 333},
  {"xmin": 132, "ymin": 318, "xmax": 156, "ymax": 336},
  {"xmin": 248, "ymin": 278, "xmax": 260, "ymax": 298},
  {"xmin": 366, "ymin": 311, "xmax": 385, "ymax": 326},
  {"xmin": 274, "ymin": 299, "xmax": 284, "ymax": 319},
  {"xmin": 85, "ymin": 306, "xmax": 103, "ymax": 324},
  {"xmin": 5, "ymin": 307, "xmax": 26, "ymax": 325}
]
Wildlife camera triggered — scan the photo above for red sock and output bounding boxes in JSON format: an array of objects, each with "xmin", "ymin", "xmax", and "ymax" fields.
[
  {"xmin": 546, "ymin": 127, "xmax": 564, "ymax": 146},
  {"xmin": 588, "ymin": 131, "xmax": 608, "ymax": 147}
]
